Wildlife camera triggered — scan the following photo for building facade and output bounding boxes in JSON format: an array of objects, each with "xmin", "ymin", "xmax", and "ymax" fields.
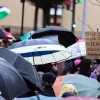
[{"xmin": 0, "ymin": 0, "xmax": 100, "ymax": 38}]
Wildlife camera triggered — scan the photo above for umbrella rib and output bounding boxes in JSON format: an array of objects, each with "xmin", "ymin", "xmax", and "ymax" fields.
[
  {"xmin": 50, "ymin": 51, "xmax": 59, "ymax": 63},
  {"xmin": 38, "ymin": 51, "xmax": 44, "ymax": 65},
  {"xmin": 60, "ymin": 51, "xmax": 70, "ymax": 59},
  {"xmin": 52, "ymin": 50, "xmax": 70, "ymax": 62},
  {"xmin": 46, "ymin": 39, "xmax": 58, "ymax": 63},
  {"xmin": 33, "ymin": 39, "xmax": 44, "ymax": 65}
]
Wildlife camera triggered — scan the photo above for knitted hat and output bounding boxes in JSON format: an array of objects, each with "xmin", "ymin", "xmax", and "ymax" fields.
[
  {"xmin": 62, "ymin": 91, "xmax": 76, "ymax": 98},
  {"xmin": 42, "ymin": 72, "xmax": 56, "ymax": 84}
]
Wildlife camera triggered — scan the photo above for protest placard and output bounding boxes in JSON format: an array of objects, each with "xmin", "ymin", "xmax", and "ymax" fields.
[{"xmin": 85, "ymin": 32, "xmax": 100, "ymax": 59}]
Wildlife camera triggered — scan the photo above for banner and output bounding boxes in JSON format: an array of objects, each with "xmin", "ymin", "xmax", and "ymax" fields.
[{"xmin": 67, "ymin": 40, "xmax": 86, "ymax": 60}]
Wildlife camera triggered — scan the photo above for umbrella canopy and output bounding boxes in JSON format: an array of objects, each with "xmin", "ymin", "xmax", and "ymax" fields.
[
  {"xmin": 0, "ymin": 96, "xmax": 6, "ymax": 100},
  {"xmin": 0, "ymin": 46, "xmax": 42, "ymax": 91},
  {"xmin": 0, "ymin": 58, "xmax": 29, "ymax": 100},
  {"xmin": 62, "ymin": 96, "xmax": 99, "ymax": 100},
  {"xmin": 53, "ymin": 74, "xmax": 100, "ymax": 98},
  {"xmin": 32, "ymin": 26, "xmax": 78, "ymax": 47},
  {"xmin": 0, "ymin": 29, "xmax": 16, "ymax": 42},
  {"xmin": 0, "ymin": 6, "xmax": 10, "ymax": 20},
  {"xmin": 8, "ymin": 39, "xmax": 71, "ymax": 65},
  {"xmin": 0, "ymin": 29, "xmax": 7, "ymax": 40},
  {"xmin": 20, "ymin": 31, "xmax": 35, "ymax": 40},
  {"xmin": 53, "ymin": 74, "xmax": 73, "ymax": 96},
  {"xmin": 14, "ymin": 94, "xmax": 62, "ymax": 100},
  {"xmin": 67, "ymin": 39, "xmax": 86, "ymax": 60},
  {"xmin": 3, "ymin": 29, "xmax": 16, "ymax": 42}
]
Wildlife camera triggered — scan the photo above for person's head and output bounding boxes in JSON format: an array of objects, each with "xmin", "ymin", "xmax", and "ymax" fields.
[
  {"xmin": 97, "ymin": 95, "xmax": 100, "ymax": 98},
  {"xmin": 78, "ymin": 59, "xmax": 92, "ymax": 77},
  {"xmin": 59, "ymin": 84, "xmax": 78, "ymax": 97},
  {"xmin": 67, "ymin": 61, "xmax": 78, "ymax": 74},
  {"xmin": 0, "ymin": 39, "xmax": 8, "ymax": 48},
  {"xmin": 67, "ymin": 59, "xmax": 81, "ymax": 74},
  {"xmin": 62, "ymin": 91, "xmax": 76, "ymax": 98},
  {"xmin": 42, "ymin": 72, "xmax": 56, "ymax": 87}
]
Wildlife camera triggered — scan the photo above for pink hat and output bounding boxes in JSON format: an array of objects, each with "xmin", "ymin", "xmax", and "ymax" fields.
[{"xmin": 74, "ymin": 59, "xmax": 81, "ymax": 66}]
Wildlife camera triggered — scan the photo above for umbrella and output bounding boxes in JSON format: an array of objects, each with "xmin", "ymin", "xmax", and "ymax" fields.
[
  {"xmin": 0, "ymin": 96, "xmax": 6, "ymax": 100},
  {"xmin": 3, "ymin": 29, "xmax": 16, "ymax": 42},
  {"xmin": 0, "ymin": 58, "xmax": 29, "ymax": 100},
  {"xmin": 0, "ymin": 29, "xmax": 16, "ymax": 42},
  {"xmin": 32, "ymin": 26, "xmax": 78, "ymax": 47},
  {"xmin": 13, "ymin": 94, "xmax": 62, "ymax": 100},
  {"xmin": 0, "ymin": 6, "xmax": 10, "ymax": 20},
  {"xmin": 52, "ymin": 74, "xmax": 73, "ymax": 96},
  {"xmin": 20, "ymin": 31, "xmax": 35, "ymax": 40},
  {"xmin": 53, "ymin": 74, "xmax": 100, "ymax": 98},
  {"xmin": 0, "ymin": 29, "xmax": 7, "ymax": 40},
  {"xmin": 8, "ymin": 39, "xmax": 71, "ymax": 65},
  {"xmin": 61, "ymin": 96, "xmax": 99, "ymax": 100},
  {"xmin": 67, "ymin": 39, "xmax": 86, "ymax": 60},
  {"xmin": 0, "ymin": 46, "xmax": 43, "ymax": 91}
]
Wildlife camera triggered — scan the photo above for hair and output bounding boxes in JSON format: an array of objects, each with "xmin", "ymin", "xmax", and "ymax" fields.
[
  {"xmin": 35, "ymin": 63, "xmax": 52, "ymax": 73},
  {"xmin": 42, "ymin": 72, "xmax": 56, "ymax": 87},
  {"xmin": 98, "ymin": 95, "xmax": 100, "ymax": 98},
  {"xmin": 78, "ymin": 59, "xmax": 91, "ymax": 77},
  {"xmin": 62, "ymin": 92, "xmax": 76, "ymax": 98},
  {"xmin": 66, "ymin": 61, "xmax": 78, "ymax": 74},
  {"xmin": 97, "ymin": 74, "xmax": 100, "ymax": 82}
]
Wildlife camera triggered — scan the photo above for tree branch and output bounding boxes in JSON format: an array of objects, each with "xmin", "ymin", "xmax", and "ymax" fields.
[
  {"xmin": 89, "ymin": 0, "xmax": 100, "ymax": 7},
  {"xmin": 77, "ymin": 17, "xmax": 94, "ymax": 32},
  {"xmin": 96, "ymin": 0, "xmax": 100, "ymax": 3}
]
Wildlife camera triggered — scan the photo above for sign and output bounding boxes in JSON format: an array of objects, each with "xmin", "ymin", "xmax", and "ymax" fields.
[
  {"xmin": 85, "ymin": 32, "xmax": 100, "ymax": 59},
  {"xmin": 67, "ymin": 40, "xmax": 86, "ymax": 60}
]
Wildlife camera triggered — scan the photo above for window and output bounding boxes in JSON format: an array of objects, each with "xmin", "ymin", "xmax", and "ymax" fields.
[{"xmin": 50, "ymin": 5, "xmax": 62, "ymax": 26}]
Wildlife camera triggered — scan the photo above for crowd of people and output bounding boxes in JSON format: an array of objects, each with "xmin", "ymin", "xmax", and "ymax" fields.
[
  {"xmin": 0, "ymin": 39, "xmax": 100, "ymax": 99},
  {"xmin": 36, "ymin": 57, "xmax": 100, "ymax": 99}
]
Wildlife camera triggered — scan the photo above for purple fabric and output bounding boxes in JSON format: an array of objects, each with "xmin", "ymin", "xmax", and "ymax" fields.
[{"xmin": 90, "ymin": 72, "xmax": 97, "ymax": 79}]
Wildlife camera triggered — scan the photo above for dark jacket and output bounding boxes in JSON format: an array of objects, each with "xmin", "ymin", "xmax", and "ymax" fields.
[{"xmin": 40, "ymin": 86, "xmax": 55, "ymax": 97}]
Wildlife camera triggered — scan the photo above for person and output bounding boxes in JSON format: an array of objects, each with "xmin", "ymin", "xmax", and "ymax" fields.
[
  {"xmin": 90, "ymin": 72, "xmax": 97, "ymax": 79},
  {"xmin": 76, "ymin": 59, "xmax": 92, "ymax": 77},
  {"xmin": 62, "ymin": 92, "xmax": 76, "ymax": 98},
  {"xmin": 56, "ymin": 61, "xmax": 66, "ymax": 76},
  {"xmin": 36, "ymin": 63, "xmax": 57, "ymax": 76},
  {"xmin": 97, "ymin": 74, "xmax": 100, "ymax": 82},
  {"xmin": 98, "ymin": 95, "xmax": 100, "ymax": 98},
  {"xmin": 0, "ymin": 39, "xmax": 8, "ymax": 48},
  {"xmin": 40, "ymin": 72, "xmax": 56, "ymax": 97},
  {"xmin": 51, "ymin": 63, "xmax": 57, "ymax": 75},
  {"xmin": 66, "ymin": 59, "xmax": 81, "ymax": 75},
  {"xmin": 69, "ymin": 61, "xmax": 78, "ymax": 74},
  {"xmin": 59, "ymin": 84, "xmax": 78, "ymax": 98}
]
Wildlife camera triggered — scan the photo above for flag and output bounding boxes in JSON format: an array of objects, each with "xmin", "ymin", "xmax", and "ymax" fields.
[{"xmin": 0, "ymin": 6, "xmax": 10, "ymax": 20}]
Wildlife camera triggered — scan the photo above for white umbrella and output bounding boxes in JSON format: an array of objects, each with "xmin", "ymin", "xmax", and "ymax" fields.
[{"xmin": 8, "ymin": 39, "xmax": 71, "ymax": 65}]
